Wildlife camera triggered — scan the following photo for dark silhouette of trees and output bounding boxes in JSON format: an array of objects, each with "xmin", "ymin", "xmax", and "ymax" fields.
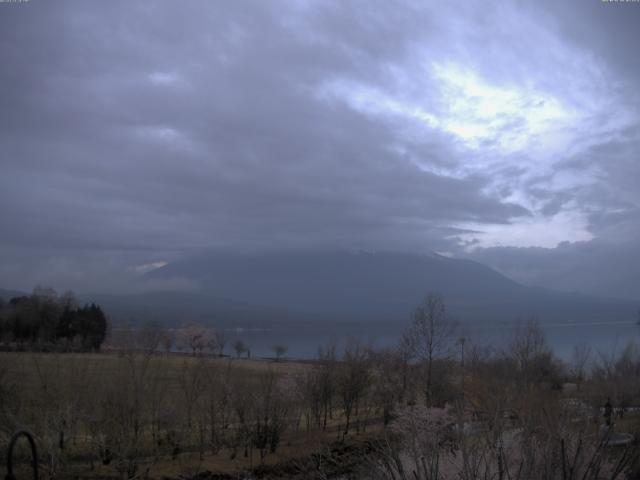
[
  {"xmin": 272, "ymin": 344, "xmax": 287, "ymax": 361},
  {"xmin": 0, "ymin": 288, "xmax": 108, "ymax": 351},
  {"xmin": 233, "ymin": 339, "xmax": 248, "ymax": 358}
]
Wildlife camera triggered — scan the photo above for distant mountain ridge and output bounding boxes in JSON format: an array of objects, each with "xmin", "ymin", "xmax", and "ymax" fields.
[
  {"xmin": 469, "ymin": 241, "xmax": 640, "ymax": 302},
  {"xmin": 81, "ymin": 290, "xmax": 313, "ymax": 328},
  {"xmin": 144, "ymin": 251, "xmax": 638, "ymax": 325},
  {"xmin": 3, "ymin": 252, "xmax": 637, "ymax": 328}
]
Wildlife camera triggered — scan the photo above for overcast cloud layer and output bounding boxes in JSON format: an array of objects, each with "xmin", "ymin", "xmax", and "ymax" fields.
[{"xmin": 1, "ymin": 0, "xmax": 640, "ymax": 293}]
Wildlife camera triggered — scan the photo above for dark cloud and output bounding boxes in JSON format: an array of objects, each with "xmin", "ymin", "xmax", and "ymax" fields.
[{"xmin": 1, "ymin": 0, "xmax": 639, "ymax": 292}]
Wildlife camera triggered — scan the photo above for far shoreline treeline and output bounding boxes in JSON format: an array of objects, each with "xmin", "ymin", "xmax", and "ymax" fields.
[{"xmin": 0, "ymin": 286, "xmax": 108, "ymax": 352}]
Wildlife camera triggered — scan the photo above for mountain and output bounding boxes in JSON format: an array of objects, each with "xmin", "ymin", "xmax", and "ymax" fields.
[
  {"xmin": 80, "ymin": 290, "xmax": 311, "ymax": 328},
  {"xmin": 3, "ymin": 251, "xmax": 636, "ymax": 329},
  {"xmin": 468, "ymin": 240, "xmax": 640, "ymax": 302},
  {"xmin": 145, "ymin": 251, "xmax": 638, "ymax": 325}
]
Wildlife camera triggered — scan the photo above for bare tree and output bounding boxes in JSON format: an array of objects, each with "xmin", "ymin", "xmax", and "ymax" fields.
[
  {"xmin": 0, "ymin": 355, "xmax": 16, "ymax": 437},
  {"xmin": 404, "ymin": 293, "xmax": 456, "ymax": 406},
  {"xmin": 272, "ymin": 344, "xmax": 287, "ymax": 361},
  {"xmin": 200, "ymin": 361, "xmax": 232, "ymax": 454},
  {"xmin": 338, "ymin": 339, "xmax": 371, "ymax": 436},
  {"xmin": 214, "ymin": 330, "xmax": 226, "ymax": 357},
  {"xmin": 85, "ymin": 350, "xmax": 158, "ymax": 479},
  {"xmin": 508, "ymin": 318, "xmax": 560, "ymax": 387},
  {"xmin": 318, "ymin": 342, "xmax": 337, "ymax": 430},
  {"xmin": 371, "ymin": 347, "xmax": 414, "ymax": 426},
  {"xmin": 160, "ymin": 331, "xmax": 174, "ymax": 355},
  {"xmin": 233, "ymin": 339, "xmax": 247, "ymax": 358},
  {"xmin": 570, "ymin": 342, "xmax": 592, "ymax": 381},
  {"xmin": 252, "ymin": 370, "xmax": 292, "ymax": 461},
  {"xmin": 228, "ymin": 375, "xmax": 255, "ymax": 461},
  {"xmin": 136, "ymin": 321, "xmax": 163, "ymax": 353},
  {"xmin": 178, "ymin": 323, "xmax": 213, "ymax": 356},
  {"xmin": 295, "ymin": 367, "xmax": 323, "ymax": 431},
  {"xmin": 145, "ymin": 357, "xmax": 171, "ymax": 456}
]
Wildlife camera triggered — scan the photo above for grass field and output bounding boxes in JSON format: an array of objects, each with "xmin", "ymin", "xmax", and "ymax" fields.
[{"xmin": 0, "ymin": 350, "xmax": 382, "ymax": 479}]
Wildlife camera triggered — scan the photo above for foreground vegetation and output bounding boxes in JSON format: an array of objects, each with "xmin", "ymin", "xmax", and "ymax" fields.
[{"xmin": 2, "ymin": 293, "xmax": 640, "ymax": 479}]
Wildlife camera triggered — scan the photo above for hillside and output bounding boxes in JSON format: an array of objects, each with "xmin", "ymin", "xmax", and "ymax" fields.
[
  {"xmin": 3, "ymin": 252, "xmax": 636, "ymax": 328},
  {"xmin": 145, "ymin": 251, "xmax": 638, "ymax": 325}
]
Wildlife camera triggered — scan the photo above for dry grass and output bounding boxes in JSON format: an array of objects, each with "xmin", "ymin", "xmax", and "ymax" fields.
[{"xmin": 0, "ymin": 351, "xmax": 380, "ymax": 479}]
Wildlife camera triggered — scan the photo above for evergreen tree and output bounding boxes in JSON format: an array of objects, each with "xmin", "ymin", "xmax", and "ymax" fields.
[{"xmin": 3, "ymin": 289, "xmax": 109, "ymax": 351}]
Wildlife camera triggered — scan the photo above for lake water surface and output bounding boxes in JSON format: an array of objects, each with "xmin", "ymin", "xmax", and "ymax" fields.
[{"xmin": 222, "ymin": 320, "xmax": 640, "ymax": 361}]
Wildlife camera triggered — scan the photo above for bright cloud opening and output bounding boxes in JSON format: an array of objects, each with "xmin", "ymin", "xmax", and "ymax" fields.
[
  {"xmin": 431, "ymin": 63, "xmax": 577, "ymax": 153},
  {"xmin": 321, "ymin": 62, "xmax": 578, "ymax": 158},
  {"xmin": 455, "ymin": 209, "xmax": 594, "ymax": 250},
  {"xmin": 148, "ymin": 71, "xmax": 182, "ymax": 86},
  {"xmin": 129, "ymin": 261, "xmax": 168, "ymax": 275}
]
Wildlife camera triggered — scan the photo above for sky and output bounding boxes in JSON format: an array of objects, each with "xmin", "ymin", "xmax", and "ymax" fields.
[{"xmin": 1, "ymin": 0, "xmax": 640, "ymax": 294}]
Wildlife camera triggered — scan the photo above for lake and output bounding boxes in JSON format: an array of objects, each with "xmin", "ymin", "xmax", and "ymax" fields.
[{"xmin": 221, "ymin": 319, "xmax": 640, "ymax": 361}]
